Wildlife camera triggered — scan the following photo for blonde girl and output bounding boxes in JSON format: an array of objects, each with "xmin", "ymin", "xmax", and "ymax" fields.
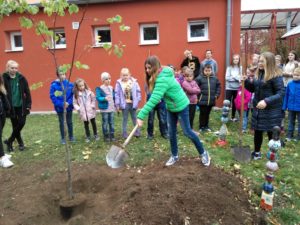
[
  {"xmin": 115, "ymin": 68, "xmax": 141, "ymax": 138},
  {"xmin": 244, "ymin": 52, "xmax": 284, "ymax": 160},
  {"xmin": 73, "ymin": 78, "xmax": 98, "ymax": 142}
]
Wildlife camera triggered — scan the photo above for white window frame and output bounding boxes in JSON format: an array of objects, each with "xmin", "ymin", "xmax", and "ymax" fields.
[
  {"xmin": 139, "ymin": 23, "xmax": 159, "ymax": 45},
  {"xmin": 187, "ymin": 20, "xmax": 209, "ymax": 42},
  {"xmin": 51, "ymin": 29, "xmax": 66, "ymax": 49},
  {"xmin": 10, "ymin": 32, "xmax": 23, "ymax": 51},
  {"xmin": 94, "ymin": 26, "xmax": 112, "ymax": 47}
]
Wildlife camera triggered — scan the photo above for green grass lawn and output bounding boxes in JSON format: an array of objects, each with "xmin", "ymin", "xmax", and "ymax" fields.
[{"xmin": 3, "ymin": 109, "xmax": 300, "ymax": 225}]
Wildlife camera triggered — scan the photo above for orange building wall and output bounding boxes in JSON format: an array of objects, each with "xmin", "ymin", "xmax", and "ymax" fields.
[{"xmin": 0, "ymin": 0, "xmax": 241, "ymax": 111}]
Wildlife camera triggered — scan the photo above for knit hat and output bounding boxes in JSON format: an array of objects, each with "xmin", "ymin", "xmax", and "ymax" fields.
[{"xmin": 101, "ymin": 72, "xmax": 110, "ymax": 81}]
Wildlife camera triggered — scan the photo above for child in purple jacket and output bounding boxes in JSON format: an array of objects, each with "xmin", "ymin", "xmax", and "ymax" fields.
[
  {"xmin": 181, "ymin": 68, "xmax": 201, "ymax": 129},
  {"xmin": 115, "ymin": 68, "xmax": 141, "ymax": 138}
]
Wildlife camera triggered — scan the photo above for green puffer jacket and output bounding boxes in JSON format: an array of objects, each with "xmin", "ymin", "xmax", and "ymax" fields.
[{"xmin": 137, "ymin": 67, "xmax": 189, "ymax": 120}]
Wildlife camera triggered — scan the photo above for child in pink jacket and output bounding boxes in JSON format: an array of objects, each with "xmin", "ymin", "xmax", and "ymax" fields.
[
  {"xmin": 181, "ymin": 68, "xmax": 201, "ymax": 129},
  {"xmin": 234, "ymin": 83, "xmax": 252, "ymax": 132},
  {"xmin": 73, "ymin": 78, "xmax": 99, "ymax": 142}
]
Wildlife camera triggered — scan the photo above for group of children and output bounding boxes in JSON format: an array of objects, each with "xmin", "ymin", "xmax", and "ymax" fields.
[
  {"xmin": 49, "ymin": 67, "xmax": 141, "ymax": 145},
  {"xmin": 48, "ymin": 56, "xmax": 262, "ymax": 146},
  {"xmin": 2, "ymin": 50, "xmax": 298, "ymax": 169}
]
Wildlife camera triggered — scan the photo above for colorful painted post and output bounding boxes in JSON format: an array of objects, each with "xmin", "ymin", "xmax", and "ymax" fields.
[
  {"xmin": 260, "ymin": 126, "xmax": 282, "ymax": 210},
  {"xmin": 216, "ymin": 100, "xmax": 230, "ymax": 146}
]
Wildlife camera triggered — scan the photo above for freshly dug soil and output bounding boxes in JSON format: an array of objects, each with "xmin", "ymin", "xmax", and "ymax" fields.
[{"xmin": 0, "ymin": 158, "xmax": 265, "ymax": 225}]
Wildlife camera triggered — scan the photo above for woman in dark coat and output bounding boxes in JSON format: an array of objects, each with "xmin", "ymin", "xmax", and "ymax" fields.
[{"xmin": 244, "ymin": 52, "xmax": 284, "ymax": 160}]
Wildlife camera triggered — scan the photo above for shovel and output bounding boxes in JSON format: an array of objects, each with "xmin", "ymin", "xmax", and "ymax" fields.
[
  {"xmin": 232, "ymin": 79, "xmax": 251, "ymax": 163},
  {"xmin": 106, "ymin": 124, "xmax": 139, "ymax": 168}
]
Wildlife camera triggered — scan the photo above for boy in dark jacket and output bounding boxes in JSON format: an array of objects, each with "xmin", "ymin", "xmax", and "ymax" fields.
[
  {"xmin": 196, "ymin": 64, "xmax": 221, "ymax": 132},
  {"xmin": 3, "ymin": 60, "xmax": 31, "ymax": 152}
]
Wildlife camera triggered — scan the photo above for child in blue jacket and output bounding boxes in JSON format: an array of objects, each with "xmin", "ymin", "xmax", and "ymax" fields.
[
  {"xmin": 96, "ymin": 72, "xmax": 115, "ymax": 142},
  {"xmin": 49, "ymin": 69, "xmax": 74, "ymax": 144},
  {"xmin": 282, "ymin": 67, "xmax": 300, "ymax": 141}
]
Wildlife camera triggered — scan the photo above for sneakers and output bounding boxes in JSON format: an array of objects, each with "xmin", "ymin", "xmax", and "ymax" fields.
[
  {"xmin": 165, "ymin": 155, "xmax": 179, "ymax": 166},
  {"xmin": 201, "ymin": 151, "xmax": 210, "ymax": 166},
  {"xmin": 110, "ymin": 134, "xmax": 116, "ymax": 142},
  {"xmin": 61, "ymin": 139, "xmax": 66, "ymax": 145},
  {"xmin": 104, "ymin": 134, "xmax": 110, "ymax": 142},
  {"xmin": 285, "ymin": 137, "xmax": 292, "ymax": 142},
  {"xmin": 0, "ymin": 155, "xmax": 14, "ymax": 168},
  {"xmin": 231, "ymin": 118, "xmax": 238, "ymax": 122},
  {"xmin": 4, "ymin": 139, "xmax": 14, "ymax": 152},
  {"xmin": 69, "ymin": 137, "xmax": 75, "ymax": 143},
  {"xmin": 19, "ymin": 145, "xmax": 25, "ymax": 151},
  {"xmin": 122, "ymin": 132, "xmax": 128, "ymax": 139},
  {"xmin": 85, "ymin": 137, "xmax": 91, "ymax": 143},
  {"xmin": 5, "ymin": 154, "xmax": 12, "ymax": 159},
  {"xmin": 251, "ymin": 151, "xmax": 262, "ymax": 160},
  {"xmin": 199, "ymin": 127, "xmax": 205, "ymax": 132},
  {"xmin": 161, "ymin": 134, "xmax": 169, "ymax": 139},
  {"xmin": 204, "ymin": 127, "xmax": 212, "ymax": 132},
  {"xmin": 147, "ymin": 135, "xmax": 154, "ymax": 140},
  {"xmin": 94, "ymin": 134, "xmax": 100, "ymax": 141}
]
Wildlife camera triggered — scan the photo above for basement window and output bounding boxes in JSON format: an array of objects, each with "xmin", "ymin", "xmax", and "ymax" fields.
[
  {"xmin": 9, "ymin": 31, "xmax": 23, "ymax": 51},
  {"xmin": 51, "ymin": 29, "xmax": 66, "ymax": 49},
  {"xmin": 139, "ymin": 23, "xmax": 159, "ymax": 45},
  {"xmin": 187, "ymin": 20, "xmax": 209, "ymax": 42},
  {"xmin": 94, "ymin": 26, "xmax": 111, "ymax": 47}
]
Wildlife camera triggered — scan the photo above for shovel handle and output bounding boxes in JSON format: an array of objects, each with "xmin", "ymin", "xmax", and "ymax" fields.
[{"xmin": 122, "ymin": 124, "xmax": 139, "ymax": 148}]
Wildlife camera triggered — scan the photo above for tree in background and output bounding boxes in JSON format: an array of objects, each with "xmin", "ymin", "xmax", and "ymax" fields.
[
  {"xmin": 241, "ymin": 29, "xmax": 300, "ymax": 66},
  {"xmin": 0, "ymin": 0, "xmax": 130, "ymax": 200}
]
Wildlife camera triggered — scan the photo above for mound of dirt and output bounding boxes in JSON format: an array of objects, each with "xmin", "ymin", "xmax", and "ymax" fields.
[{"xmin": 0, "ymin": 158, "xmax": 265, "ymax": 225}]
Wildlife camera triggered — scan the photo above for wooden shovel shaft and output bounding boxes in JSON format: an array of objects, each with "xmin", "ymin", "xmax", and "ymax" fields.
[
  {"xmin": 239, "ymin": 80, "xmax": 245, "ymax": 145},
  {"xmin": 122, "ymin": 124, "xmax": 139, "ymax": 148}
]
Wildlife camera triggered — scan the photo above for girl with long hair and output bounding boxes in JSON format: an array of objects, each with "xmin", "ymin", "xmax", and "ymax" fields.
[
  {"xmin": 73, "ymin": 78, "xmax": 98, "ymax": 142},
  {"xmin": 244, "ymin": 52, "xmax": 284, "ymax": 160},
  {"xmin": 137, "ymin": 56, "xmax": 210, "ymax": 167}
]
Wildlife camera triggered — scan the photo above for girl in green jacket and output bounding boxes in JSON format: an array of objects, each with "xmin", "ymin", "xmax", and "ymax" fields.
[{"xmin": 137, "ymin": 56, "xmax": 210, "ymax": 166}]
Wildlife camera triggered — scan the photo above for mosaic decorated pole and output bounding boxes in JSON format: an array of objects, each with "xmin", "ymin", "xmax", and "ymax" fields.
[
  {"xmin": 216, "ymin": 100, "xmax": 230, "ymax": 146},
  {"xmin": 260, "ymin": 126, "xmax": 281, "ymax": 211}
]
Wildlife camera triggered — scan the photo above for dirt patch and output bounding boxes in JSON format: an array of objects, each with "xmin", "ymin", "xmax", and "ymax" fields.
[{"xmin": 0, "ymin": 158, "xmax": 265, "ymax": 225}]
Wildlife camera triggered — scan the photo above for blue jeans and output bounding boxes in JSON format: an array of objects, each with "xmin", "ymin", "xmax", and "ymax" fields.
[
  {"xmin": 147, "ymin": 106, "xmax": 168, "ymax": 136},
  {"xmin": 167, "ymin": 106, "xmax": 205, "ymax": 157},
  {"xmin": 122, "ymin": 103, "xmax": 140, "ymax": 136},
  {"xmin": 101, "ymin": 112, "xmax": 115, "ymax": 136},
  {"xmin": 57, "ymin": 111, "xmax": 73, "ymax": 140},
  {"xmin": 238, "ymin": 110, "xmax": 249, "ymax": 130},
  {"xmin": 287, "ymin": 110, "xmax": 300, "ymax": 138}
]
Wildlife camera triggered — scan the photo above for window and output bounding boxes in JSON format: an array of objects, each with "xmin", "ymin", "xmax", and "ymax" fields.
[
  {"xmin": 51, "ymin": 29, "xmax": 66, "ymax": 49},
  {"xmin": 10, "ymin": 32, "xmax": 23, "ymax": 51},
  {"xmin": 94, "ymin": 26, "xmax": 111, "ymax": 47},
  {"xmin": 139, "ymin": 23, "xmax": 159, "ymax": 45},
  {"xmin": 187, "ymin": 20, "xmax": 209, "ymax": 42}
]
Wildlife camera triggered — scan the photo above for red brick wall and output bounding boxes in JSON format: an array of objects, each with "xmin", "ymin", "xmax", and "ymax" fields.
[{"xmin": 0, "ymin": 0, "xmax": 241, "ymax": 111}]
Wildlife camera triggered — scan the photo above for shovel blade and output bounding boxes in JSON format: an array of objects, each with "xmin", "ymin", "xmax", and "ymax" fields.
[
  {"xmin": 106, "ymin": 145, "xmax": 129, "ymax": 169},
  {"xmin": 232, "ymin": 146, "xmax": 251, "ymax": 163}
]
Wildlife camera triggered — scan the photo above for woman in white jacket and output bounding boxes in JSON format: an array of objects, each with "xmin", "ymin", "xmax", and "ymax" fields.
[{"xmin": 225, "ymin": 54, "xmax": 242, "ymax": 122}]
